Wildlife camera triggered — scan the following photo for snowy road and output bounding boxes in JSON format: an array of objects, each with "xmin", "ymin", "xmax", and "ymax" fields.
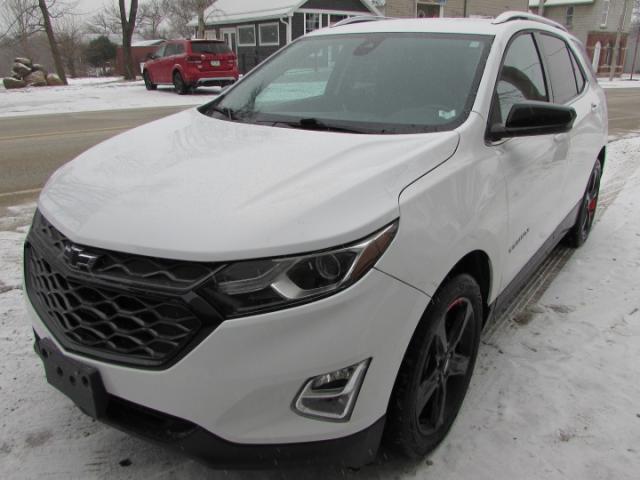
[{"xmin": 1, "ymin": 137, "xmax": 639, "ymax": 479}]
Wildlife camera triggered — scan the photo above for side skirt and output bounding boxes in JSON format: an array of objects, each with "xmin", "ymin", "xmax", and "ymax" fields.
[{"xmin": 485, "ymin": 200, "xmax": 581, "ymax": 325}]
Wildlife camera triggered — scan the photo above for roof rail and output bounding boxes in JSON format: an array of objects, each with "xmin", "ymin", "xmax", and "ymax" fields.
[
  {"xmin": 331, "ymin": 15, "xmax": 391, "ymax": 28},
  {"xmin": 492, "ymin": 11, "xmax": 568, "ymax": 32}
]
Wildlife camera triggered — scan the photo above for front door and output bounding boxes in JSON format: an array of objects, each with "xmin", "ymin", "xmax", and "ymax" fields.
[
  {"xmin": 491, "ymin": 32, "xmax": 567, "ymax": 288},
  {"xmin": 222, "ymin": 29, "xmax": 237, "ymax": 55}
]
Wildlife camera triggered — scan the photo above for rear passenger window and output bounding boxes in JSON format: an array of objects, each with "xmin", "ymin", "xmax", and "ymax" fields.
[
  {"xmin": 569, "ymin": 48, "xmax": 586, "ymax": 93},
  {"xmin": 492, "ymin": 33, "xmax": 547, "ymax": 126},
  {"xmin": 539, "ymin": 34, "xmax": 580, "ymax": 104},
  {"xmin": 165, "ymin": 44, "xmax": 177, "ymax": 56},
  {"xmin": 175, "ymin": 44, "xmax": 185, "ymax": 55}
]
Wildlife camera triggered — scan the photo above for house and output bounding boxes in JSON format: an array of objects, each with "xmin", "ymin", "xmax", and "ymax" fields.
[
  {"xmin": 115, "ymin": 39, "xmax": 165, "ymax": 77},
  {"xmin": 380, "ymin": 0, "xmax": 529, "ymax": 19},
  {"xmin": 191, "ymin": 0, "xmax": 381, "ymax": 73},
  {"xmin": 529, "ymin": 0, "xmax": 633, "ymax": 76}
]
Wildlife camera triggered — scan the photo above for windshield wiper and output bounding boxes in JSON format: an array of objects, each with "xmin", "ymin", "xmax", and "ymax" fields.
[
  {"xmin": 208, "ymin": 105, "xmax": 237, "ymax": 120},
  {"xmin": 283, "ymin": 117, "xmax": 367, "ymax": 134}
]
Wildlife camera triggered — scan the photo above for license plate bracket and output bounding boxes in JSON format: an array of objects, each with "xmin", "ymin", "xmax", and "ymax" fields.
[{"xmin": 36, "ymin": 338, "xmax": 108, "ymax": 419}]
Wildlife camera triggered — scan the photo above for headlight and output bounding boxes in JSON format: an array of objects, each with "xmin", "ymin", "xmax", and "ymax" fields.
[{"xmin": 198, "ymin": 221, "xmax": 398, "ymax": 317}]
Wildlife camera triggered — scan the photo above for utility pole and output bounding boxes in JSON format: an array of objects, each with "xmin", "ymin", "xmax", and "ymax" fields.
[
  {"xmin": 609, "ymin": 0, "xmax": 631, "ymax": 81},
  {"xmin": 631, "ymin": 25, "xmax": 639, "ymax": 80},
  {"xmin": 538, "ymin": 0, "xmax": 546, "ymax": 17}
]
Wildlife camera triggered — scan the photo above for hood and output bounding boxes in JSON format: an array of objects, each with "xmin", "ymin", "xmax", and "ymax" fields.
[{"xmin": 39, "ymin": 109, "xmax": 459, "ymax": 261}]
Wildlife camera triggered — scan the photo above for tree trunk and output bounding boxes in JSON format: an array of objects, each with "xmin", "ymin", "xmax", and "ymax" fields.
[
  {"xmin": 197, "ymin": 9, "xmax": 205, "ymax": 39},
  {"xmin": 119, "ymin": 0, "xmax": 139, "ymax": 80},
  {"xmin": 37, "ymin": 0, "xmax": 68, "ymax": 85}
]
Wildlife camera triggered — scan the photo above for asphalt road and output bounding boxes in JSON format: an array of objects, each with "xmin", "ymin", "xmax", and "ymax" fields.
[{"xmin": 0, "ymin": 88, "xmax": 638, "ymax": 204}]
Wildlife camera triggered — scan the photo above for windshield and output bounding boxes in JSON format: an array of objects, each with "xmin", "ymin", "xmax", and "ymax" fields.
[{"xmin": 202, "ymin": 32, "xmax": 492, "ymax": 134}]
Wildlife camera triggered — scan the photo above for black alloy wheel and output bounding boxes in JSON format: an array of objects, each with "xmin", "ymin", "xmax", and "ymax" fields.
[
  {"xmin": 385, "ymin": 274, "xmax": 483, "ymax": 458},
  {"xmin": 566, "ymin": 160, "xmax": 602, "ymax": 248},
  {"xmin": 173, "ymin": 71, "xmax": 189, "ymax": 95}
]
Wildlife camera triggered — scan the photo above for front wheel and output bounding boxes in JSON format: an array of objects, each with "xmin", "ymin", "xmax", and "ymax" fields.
[
  {"xmin": 385, "ymin": 274, "xmax": 483, "ymax": 458},
  {"xmin": 143, "ymin": 71, "xmax": 156, "ymax": 91},
  {"xmin": 173, "ymin": 71, "xmax": 189, "ymax": 95},
  {"xmin": 565, "ymin": 159, "xmax": 602, "ymax": 248}
]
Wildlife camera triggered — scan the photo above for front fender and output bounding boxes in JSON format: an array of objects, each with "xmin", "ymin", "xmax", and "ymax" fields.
[{"xmin": 377, "ymin": 113, "xmax": 507, "ymax": 304}]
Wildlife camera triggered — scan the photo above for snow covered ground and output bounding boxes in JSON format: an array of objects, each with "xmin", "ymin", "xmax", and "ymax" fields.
[
  {"xmin": 0, "ymin": 77, "xmax": 220, "ymax": 118},
  {"xmin": 598, "ymin": 75, "xmax": 640, "ymax": 89},
  {"xmin": 1, "ymin": 138, "xmax": 640, "ymax": 479}
]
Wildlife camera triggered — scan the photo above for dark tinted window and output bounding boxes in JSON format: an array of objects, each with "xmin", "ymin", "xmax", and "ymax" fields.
[
  {"xmin": 191, "ymin": 41, "xmax": 232, "ymax": 54},
  {"xmin": 493, "ymin": 33, "xmax": 547, "ymax": 125},
  {"xmin": 174, "ymin": 43, "xmax": 185, "ymax": 55},
  {"xmin": 540, "ymin": 34, "xmax": 579, "ymax": 104},
  {"xmin": 164, "ymin": 43, "xmax": 178, "ymax": 56},
  {"xmin": 569, "ymin": 47, "xmax": 586, "ymax": 92}
]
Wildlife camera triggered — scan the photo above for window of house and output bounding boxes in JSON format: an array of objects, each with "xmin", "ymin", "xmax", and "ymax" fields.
[
  {"xmin": 305, "ymin": 13, "xmax": 321, "ymax": 33},
  {"xmin": 492, "ymin": 33, "xmax": 548, "ymax": 126},
  {"xmin": 238, "ymin": 25, "xmax": 256, "ymax": 47},
  {"xmin": 329, "ymin": 14, "xmax": 347, "ymax": 26},
  {"xmin": 566, "ymin": 6, "xmax": 574, "ymax": 28},
  {"xmin": 259, "ymin": 23, "xmax": 279, "ymax": 46},
  {"xmin": 539, "ymin": 34, "xmax": 581, "ymax": 104},
  {"xmin": 601, "ymin": 0, "xmax": 610, "ymax": 27}
]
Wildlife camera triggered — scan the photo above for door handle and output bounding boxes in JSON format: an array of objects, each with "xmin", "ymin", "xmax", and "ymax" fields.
[
  {"xmin": 554, "ymin": 133, "xmax": 568, "ymax": 143},
  {"xmin": 591, "ymin": 103, "xmax": 599, "ymax": 111}
]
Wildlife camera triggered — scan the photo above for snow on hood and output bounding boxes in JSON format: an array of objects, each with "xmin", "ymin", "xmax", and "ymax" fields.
[{"xmin": 38, "ymin": 109, "xmax": 459, "ymax": 261}]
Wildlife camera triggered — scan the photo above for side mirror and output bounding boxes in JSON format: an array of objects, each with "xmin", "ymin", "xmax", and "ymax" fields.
[
  {"xmin": 489, "ymin": 102, "xmax": 576, "ymax": 142},
  {"xmin": 146, "ymin": 53, "xmax": 157, "ymax": 61}
]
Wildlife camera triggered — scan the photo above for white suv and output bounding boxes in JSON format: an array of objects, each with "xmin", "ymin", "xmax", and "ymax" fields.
[{"xmin": 25, "ymin": 13, "xmax": 607, "ymax": 468}]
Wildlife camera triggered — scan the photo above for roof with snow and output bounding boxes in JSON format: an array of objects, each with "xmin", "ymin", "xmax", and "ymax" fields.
[
  {"xmin": 529, "ymin": 0, "xmax": 594, "ymax": 7},
  {"xmin": 187, "ymin": 0, "xmax": 380, "ymax": 27}
]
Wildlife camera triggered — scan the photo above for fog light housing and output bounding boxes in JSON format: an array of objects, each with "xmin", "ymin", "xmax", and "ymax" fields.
[{"xmin": 292, "ymin": 359, "xmax": 370, "ymax": 422}]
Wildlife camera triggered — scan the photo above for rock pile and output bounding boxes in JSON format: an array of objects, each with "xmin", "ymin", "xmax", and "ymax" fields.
[{"xmin": 3, "ymin": 57, "xmax": 64, "ymax": 89}]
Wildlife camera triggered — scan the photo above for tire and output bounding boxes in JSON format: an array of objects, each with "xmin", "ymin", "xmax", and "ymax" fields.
[
  {"xmin": 143, "ymin": 71, "xmax": 156, "ymax": 91},
  {"xmin": 385, "ymin": 274, "xmax": 483, "ymax": 459},
  {"xmin": 565, "ymin": 159, "xmax": 602, "ymax": 248},
  {"xmin": 173, "ymin": 71, "xmax": 189, "ymax": 95}
]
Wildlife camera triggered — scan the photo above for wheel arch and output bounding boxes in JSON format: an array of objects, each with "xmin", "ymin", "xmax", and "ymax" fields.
[
  {"xmin": 597, "ymin": 145, "xmax": 606, "ymax": 169},
  {"xmin": 444, "ymin": 250, "xmax": 493, "ymax": 325}
]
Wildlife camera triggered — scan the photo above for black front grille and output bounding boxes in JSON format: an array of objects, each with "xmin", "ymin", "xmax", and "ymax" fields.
[{"xmin": 25, "ymin": 212, "xmax": 224, "ymax": 369}]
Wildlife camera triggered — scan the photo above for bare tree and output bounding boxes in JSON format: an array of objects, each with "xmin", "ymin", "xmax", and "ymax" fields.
[
  {"xmin": 56, "ymin": 15, "xmax": 83, "ymax": 77},
  {"xmin": 162, "ymin": 0, "xmax": 216, "ymax": 39},
  {"xmin": 118, "ymin": 0, "xmax": 139, "ymax": 80},
  {"xmin": 86, "ymin": 3, "xmax": 121, "ymax": 35},
  {"xmin": 38, "ymin": 0, "xmax": 68, "ymax": 83},
  {"xmin": 138, "ymin": 0, "xmax": 166, "ymax": 39},
  {"xmin": 0, "ymin": 0, "xmax": 40, "ymax": 55}
]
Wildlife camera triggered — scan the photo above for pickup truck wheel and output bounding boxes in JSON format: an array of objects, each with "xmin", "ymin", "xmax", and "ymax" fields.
[
  {"xmin": 143, "ymin": 71, "xmax": 157, "ymax": 91},
  {"xmin": 173, "ymin": 72, "xmax": 189, "ymax": 95},
  {"xmin": 385, "ymin": 274, "xmax": 482, "ymax": 459},
  {"xmin": 565, "ymin": 160, "xmax": 602, "ymax": 248}
]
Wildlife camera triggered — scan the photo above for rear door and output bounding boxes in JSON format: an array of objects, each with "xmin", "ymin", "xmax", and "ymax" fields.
[
  {"xmin": 537, "ymin": 33, "xmax": 603, "ymax": 211},
  {"xmin": 491, "ymin": 32, "xmax": 566, "ymax": 288},
  {"xmin": 158, "ymin": 43, "xmax": 177, "ymax": 83}
]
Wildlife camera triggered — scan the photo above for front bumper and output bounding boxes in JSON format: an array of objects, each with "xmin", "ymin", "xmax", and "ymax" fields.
[{"xmin": 27, "ymin": 268, "xmax": 429, "ymax": 462}]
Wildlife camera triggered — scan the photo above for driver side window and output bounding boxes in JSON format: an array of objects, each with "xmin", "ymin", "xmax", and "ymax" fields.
[{"xmin": 492, "ymin": 33, "xmax": 548, "ymax": 126}]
